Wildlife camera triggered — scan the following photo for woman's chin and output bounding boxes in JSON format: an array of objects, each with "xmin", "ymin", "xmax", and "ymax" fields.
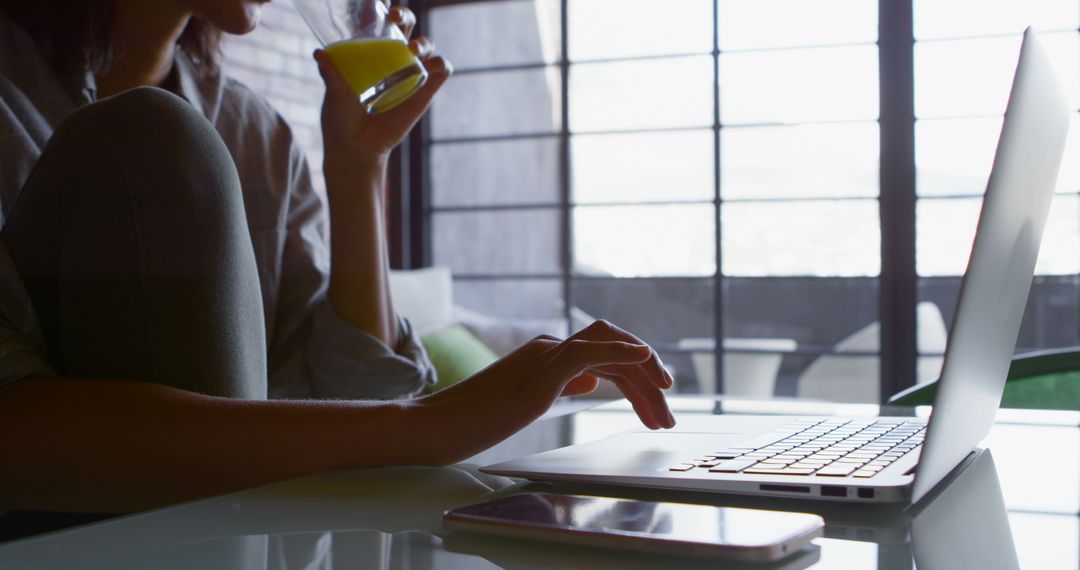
[
  {"xmin": 209, "ymin": 4, "xmax": 264, "ymax": 35},
  {"xmin": 235, "ymin": 5, "xmax": 263, "ymax": 34}
]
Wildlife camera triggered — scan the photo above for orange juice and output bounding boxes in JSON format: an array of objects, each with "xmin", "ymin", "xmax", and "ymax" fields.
[{"xmin": 325, "ymin": 37, "xmax": 426, "ymax": 112}]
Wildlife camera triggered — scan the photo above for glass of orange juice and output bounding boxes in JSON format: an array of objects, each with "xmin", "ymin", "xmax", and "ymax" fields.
[{"xmin": 292, "ymin": 0, "xmax": 428, "ymax": 114}]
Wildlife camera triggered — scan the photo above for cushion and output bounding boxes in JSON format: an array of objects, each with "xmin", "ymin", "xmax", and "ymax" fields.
[
  {"xmin": 454, "ymin": 305, "xmax": 568, "ymax": 357},
  {"xmin": 421, "ymin": 324, "xmax": 499, "ymax": 392},
  {"xmin": 388, "ymin": 267, "xmax": 454, "ymax": 337}
]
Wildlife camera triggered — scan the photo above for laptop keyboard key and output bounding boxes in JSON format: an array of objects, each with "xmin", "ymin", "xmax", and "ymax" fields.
[
  {"xmin": 816, "ymin": 466, "xmax": 858, "ymax": 476},
  {"xmin": 708, "ymin": 459, "xmax": 758, "ymax": 473},
  {"xmin": 730, "ymin": 432, "xmax": 796, "ymax": 450}
]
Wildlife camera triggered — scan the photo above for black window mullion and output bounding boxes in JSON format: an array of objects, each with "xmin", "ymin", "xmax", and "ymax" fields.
[
  {"xmin": 404, "ymin": 0, "xmax": 433, "ymax": 269},
  {"xmin": 712, "ymin": 0, "xmax": 725, "ymax": 395},
  {"xmin": 560, "ymin": 0, "xmax": 573, "ymax": 332},
  {"xmin": 878, "ymin": 0, "xmax": 918, "ymax": 403}
]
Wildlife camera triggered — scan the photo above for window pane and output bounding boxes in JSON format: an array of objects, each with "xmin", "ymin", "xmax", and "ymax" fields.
[
  {"xmin": 431, "ymin": 138, "xmax": 560, "ymax": 207},
  {"xmin": 573, "ymin": 204, "xmax": 715, "ymax": 277},
  {"xmin": 572, "ymin": 130, "xmax": 714, "ymax": 204},
  {"xmin": 432, "ymin": 209, "xmax": 560, "ymax": 275},
  {"xmin": 917, "ymin": 115, "xmax": 1080, "ymax": 197},
  {"xmin": 722, "ymin": 201, "xmax": 881, "ymax": 277},
  {"xmin": 455, "ymin": 278, "xmax": 565, "ymax": 320},
  {"xmin": 724, "ymin": 277, "xmax": 879, "ymax": 401},
  {"xmin": 915, "ymin": 0, "xmax": 1079, "ymax": 40},
  {"xmin": 569, "ymin": 0, "xmax": 712, "ymax": 61},
  {"xmin": 572, "ymin": 278, "xmax": 713, "ymax": 391},
  {"xmin": 430, "ymin": 0, "xmax": 561, "ymax": 68},
  {"xmin": 570, "ymin": 56, "xmax": 714, "ymax": 132},
  {"xmin": 916, "ymin": 195, "xmax": 1080, "ymax": 277},
  {"xmin": 916, "ymin": 117, "xmax": 1002, "ymax": 197},
  {"xmin": 914, "ymin": 33, "xmax": 1080, "ymax": 119},
  {"xmin": 431, "ymin": 68, "xmax": 562, "ymax": 139},
  {"xmin": 572, "ymin": 278, "xmax": 713, "ymax": 346},
  {"xmin": 722, "ymin": 122, "xmax": 879, "ymax": 200},
  {"xmin": 718, "ymin": 0, "xmax": 876, "ymax": 51},
  {"xmin": 920, "ymin": 276, "xmax": 1080, "ymax": 354},
  {"xmin": 720, "ymin": 46, "xmax": 878, "ymax": 125}
]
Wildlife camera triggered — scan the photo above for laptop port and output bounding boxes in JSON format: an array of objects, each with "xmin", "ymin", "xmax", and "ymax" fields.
[
  {"xmin": 759, "ymin": 484, "xmax": 810, "ymax": 493},
  {"xmin": 857, "ymin": 488, "xmax": 876, "ymax": 499},
  {"xmin": 821, "ymin": 486, "xmax": 847, "ymax": 497}
]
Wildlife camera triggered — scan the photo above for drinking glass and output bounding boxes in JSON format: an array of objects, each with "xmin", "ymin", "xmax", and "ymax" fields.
[{"xmin": 292, "ymin": 0, "xmax": 428, "ymax": 114}]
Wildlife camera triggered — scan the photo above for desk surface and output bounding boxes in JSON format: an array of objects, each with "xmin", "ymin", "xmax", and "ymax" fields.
[{"xmin": 1, "ymin": 397, "xmax": 1077, "ymax": 569}]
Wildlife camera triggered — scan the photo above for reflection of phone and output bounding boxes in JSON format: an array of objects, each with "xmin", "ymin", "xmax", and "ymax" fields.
[{"xmin": 443, "ymin": 493, "xmax": 824, "ymax": 562}]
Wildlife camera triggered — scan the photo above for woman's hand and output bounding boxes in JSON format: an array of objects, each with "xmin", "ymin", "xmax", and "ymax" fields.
[
  {"xmin": 314, "ymin": 0, "xmax": 452, "ymax": 175},
  {"xmin": 409, "ymin": 320, "xmax": 677, "ymax": 466}
]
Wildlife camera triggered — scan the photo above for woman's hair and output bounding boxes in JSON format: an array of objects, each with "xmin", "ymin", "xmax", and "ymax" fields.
[{"xmin": 1, "ymin": 1, "xmax": 222, "ymax": 76}]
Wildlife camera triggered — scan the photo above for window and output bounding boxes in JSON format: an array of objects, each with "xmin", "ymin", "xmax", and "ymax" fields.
[
  {"xmin": 416, "ymin": 0, "xmax": 1080, "ymax": 403},
  {"xmin": 912, "ymin": 0, "xmax": 1080, "ymax": 376}
]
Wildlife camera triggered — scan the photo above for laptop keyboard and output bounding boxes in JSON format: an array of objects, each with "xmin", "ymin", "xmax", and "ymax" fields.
[{"xmin": 669, "ymin": 419, "xmax": 925, "ymax": 478}]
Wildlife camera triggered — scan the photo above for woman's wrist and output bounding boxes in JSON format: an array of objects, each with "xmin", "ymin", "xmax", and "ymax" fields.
[
  {"xmin": 394, "ymin": 398, "xmax": 452, "ymax": 467},
  {"xmin": 323, "ymin": 151, "xmax": 389, "ymax": 203}
]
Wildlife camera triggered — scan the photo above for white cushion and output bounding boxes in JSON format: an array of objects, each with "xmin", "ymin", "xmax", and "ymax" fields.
[
  {"xmin": 454, "ymin": 305, "xmax": 568, "ymax": 357},
  {"xmin": 388, "ymin": 267, "xmax": 454, "ymax": 337}
]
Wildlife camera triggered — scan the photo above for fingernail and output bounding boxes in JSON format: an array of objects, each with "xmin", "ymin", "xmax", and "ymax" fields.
[{"xmin": 666, "ymin": 410, "xmax": 676, "ymax": 428}]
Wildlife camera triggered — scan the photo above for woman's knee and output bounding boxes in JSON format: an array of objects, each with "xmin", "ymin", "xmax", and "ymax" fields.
[
  {"xmin": 40, "ymin": 86, "xmax": 248, "ymax": 235},
  {"xmin": 59, "ymin": 87, "xmax": 211, "ymax": 151}
]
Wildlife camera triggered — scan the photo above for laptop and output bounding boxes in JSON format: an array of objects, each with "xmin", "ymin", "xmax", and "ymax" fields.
[{"xmin": 484, "ymin": 28, "xmax": 1071, "ymax": 505}]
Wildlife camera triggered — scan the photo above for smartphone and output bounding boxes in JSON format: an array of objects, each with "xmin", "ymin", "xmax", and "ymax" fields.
[{"xmin": 443, "ymin": 493, "xmax": 824, "ymax": 562}]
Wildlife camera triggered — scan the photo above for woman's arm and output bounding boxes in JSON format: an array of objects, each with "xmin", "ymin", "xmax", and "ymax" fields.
[
  {"xmin": 0, "ymin": 377, "xmax": 414, "ymax": 513},
  {"xmin": 0, "ymin": 321, "xmax": 674, "ymax": 513},
  {"xmin": 318, "ymin": 3, "xmax": 448, "ymax": 348}
]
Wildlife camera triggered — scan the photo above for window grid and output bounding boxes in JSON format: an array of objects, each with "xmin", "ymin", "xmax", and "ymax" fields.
[
  {"xmin": 417, "ymin": 0, "xmax": 1078, "ymax": 401},
  {"xmin": 421, "ymin": 0, "xmax": 891, "ymax": 395}
]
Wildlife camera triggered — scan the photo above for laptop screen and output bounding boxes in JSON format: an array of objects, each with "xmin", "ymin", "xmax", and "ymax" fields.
[{"xmin": 912, "ymin": 28, "xmax": 1071, "ymax": 503}]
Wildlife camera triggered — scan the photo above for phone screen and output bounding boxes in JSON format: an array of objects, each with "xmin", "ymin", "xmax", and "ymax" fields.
[{"xmin": 446, "ymin": 493, "xmax": 823, "ymax": 550}]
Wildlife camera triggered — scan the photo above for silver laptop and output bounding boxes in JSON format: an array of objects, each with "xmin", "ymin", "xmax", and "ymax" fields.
[{"xmin": 484, "ymin": 28, "xmax": 1071, "ymax": 505}]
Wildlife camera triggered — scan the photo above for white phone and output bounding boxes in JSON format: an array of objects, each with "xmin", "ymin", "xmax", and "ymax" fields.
[{"xmin": 443, "ymin": 492, "xmax": 824, "ymax": 563}]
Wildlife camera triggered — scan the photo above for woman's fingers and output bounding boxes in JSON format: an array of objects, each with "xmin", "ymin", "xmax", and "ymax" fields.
[
  {"xmin": 389, "ymin": 4, "xmax": 417, "ymax": 39},
  {"xmin": 569, "ymin": 320, "xmax": 673, "ymax": 389},
  {"xmin": 409, "ymin": 37, "xmax": 435, "ymax": 58},
  {"xmin": 543, "ymin": 340, "xmax": 652, "ymax": 381},
  {"xmin": 383, "ymin": 55, "xmax": 452, "ymax": 119},
  {"xmin": 541, "ymin": 338, "xmax": 675, "ymax": 429},
  {"xmin": 594, "ymin": 368, "xmax": 675, "ymax": 429},
  {"xmin": 313, "ymin": 49, "xmax": 355, "ymax": 104},
  {"xmin": 561, "ymin": 374, "xmax": 600, "ymax": 397}
]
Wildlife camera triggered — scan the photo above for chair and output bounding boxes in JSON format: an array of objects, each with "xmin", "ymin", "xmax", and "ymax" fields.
[
  {"xmin": 676, "ymin": 337, "xmax": 797, "ymax": 397},
  {"xmin": 797, "ymin": 302, "xmax": 947, "ymax": 403},
  {"xmin": 888, "ymin": 347, "xmax": 1080, "ymax": 411}
]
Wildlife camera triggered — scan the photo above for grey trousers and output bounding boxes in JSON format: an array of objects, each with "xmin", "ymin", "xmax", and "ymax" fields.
[{"xmin": 3, "ymin": 87, "xmax": 267, "ymax": 399}]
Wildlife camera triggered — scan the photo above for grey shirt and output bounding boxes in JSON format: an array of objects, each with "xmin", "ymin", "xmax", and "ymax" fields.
[{"xmin": 0, "ymin": 14, "xmax": 435, "ymax": 399}]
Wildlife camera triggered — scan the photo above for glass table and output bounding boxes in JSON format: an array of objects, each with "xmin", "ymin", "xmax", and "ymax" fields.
[{"xmin": 0, "ymin": 397, "xmax": 1076, "ymax": 569}]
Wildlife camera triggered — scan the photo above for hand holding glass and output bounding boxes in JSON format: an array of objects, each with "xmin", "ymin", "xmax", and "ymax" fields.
[{"xmin": 292, "ymin": 0, "xmax": 428, "ymax": 114}]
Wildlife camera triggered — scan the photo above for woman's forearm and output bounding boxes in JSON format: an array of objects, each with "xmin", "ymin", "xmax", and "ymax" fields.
[
  {"xmin": 324, "ymin": 157, "xmax": 399, "ymax": 347},
  {"xmin": 0, "ymin": 377, "xmax": 420, "ymax": 513},
  {"xmin": 0, "ymin": 321, "xmax": 676, "ymax": 514}
]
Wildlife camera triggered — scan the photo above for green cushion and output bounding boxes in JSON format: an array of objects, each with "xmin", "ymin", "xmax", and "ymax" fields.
[
  {"xmin": 1000, "ymin": 372, "xmax": 1080, "ymax": 411},
  {"xmin": 890, "ymin": 370, "xmax": 1080, "ymax": 410},
  {"xmin": 421, "ymin": 324, "xmax": 499, "ymax": 393}
]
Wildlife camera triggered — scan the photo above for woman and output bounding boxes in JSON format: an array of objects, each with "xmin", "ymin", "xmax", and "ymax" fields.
[{"xmin": 0, "ymin": 0, "xmax": 674, "ymax": 513}]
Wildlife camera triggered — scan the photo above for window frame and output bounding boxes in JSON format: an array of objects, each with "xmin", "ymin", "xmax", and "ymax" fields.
[{"xmin": 397, "ymin": 0, "xmax": 1043, "ymax": 403}]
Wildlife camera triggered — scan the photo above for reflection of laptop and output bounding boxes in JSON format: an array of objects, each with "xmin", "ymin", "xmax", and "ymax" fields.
[
  {"xmin": 472, "ymin": 449, "xmax": 1017, "ymax": 569},
  {"xmin": 485, "ymin": 28, "xmax": 1070, "ymax": 505}
]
